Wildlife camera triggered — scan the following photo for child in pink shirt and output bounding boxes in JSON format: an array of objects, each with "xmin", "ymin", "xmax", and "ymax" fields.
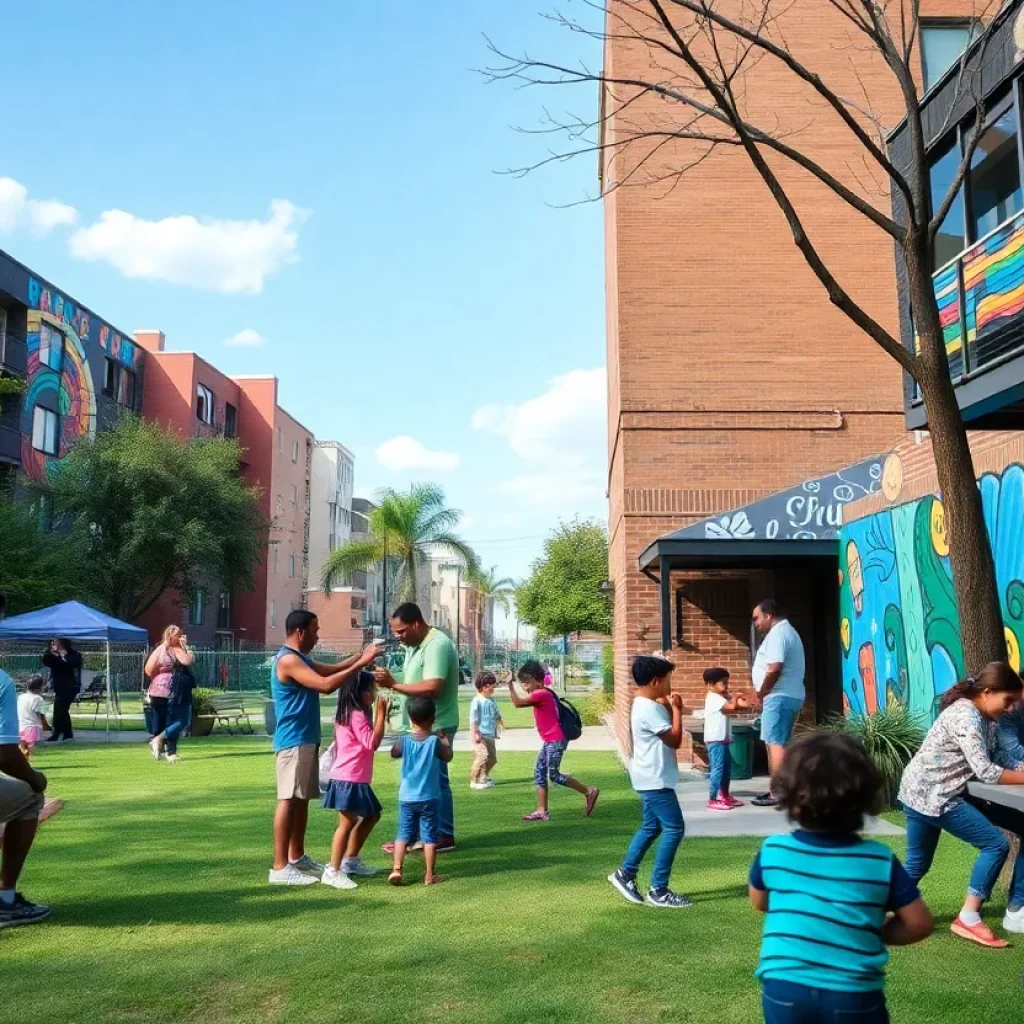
[
  {"xmin": 508, "ymin": 660, "xmax": 599, "ymax": 822},
  {"xmin": 321, "ymin": 671, "xmax": 390, "ymax": 890}
]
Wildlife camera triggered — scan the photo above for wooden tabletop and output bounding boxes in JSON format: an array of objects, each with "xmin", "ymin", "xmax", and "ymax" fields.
[{"xmin": 967, "ymin": 781, "xmax": 1024, "ymax": 814}]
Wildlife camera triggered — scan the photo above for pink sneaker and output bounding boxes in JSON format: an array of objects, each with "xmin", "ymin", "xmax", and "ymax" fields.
[
  {"xmin": 723, "ymin": 796, "xmax": 745, "ymax": 808},
  {"xmin": 707, "ymin": 798, "xmax": 732, "ymax": 811},
  {"xmin": 522, "ymin": 810, "xmax": 550, "ymax": 822}
]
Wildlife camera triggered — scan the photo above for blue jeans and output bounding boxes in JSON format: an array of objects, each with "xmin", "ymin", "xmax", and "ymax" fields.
[
  {"xmin": 708, "ymin": 741, "xmax": 731, "ymax": 800},
  {"xmin": 397, "ymin": 800, "xmax": 439, "ymax": 845},
  {"xmin": 903, "ymin": 797, "xmax": 1024, "ymax": 906},
  {"xmin": 761, "ymin": 696, "xmax": 803, "ymax": 746},
  {"xmin": 761, "ymin": 979, "xmax": 888, "ymax": 1023},
  {"xmin": 621, "ymin": 788, "xmax": 685, "ymax": 891},
  {"xmin": 438, "ymin": 727, "xmax": 456, "ymax": 840},
  {"xmin": 164, "ymin": 701, "xmax": 192, "ymax": 756}
]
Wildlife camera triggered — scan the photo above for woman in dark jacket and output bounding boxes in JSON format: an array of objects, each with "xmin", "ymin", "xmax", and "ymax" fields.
[{"xmin": 43, "ymin": 637, "xmax": 83, "ymax": 742}]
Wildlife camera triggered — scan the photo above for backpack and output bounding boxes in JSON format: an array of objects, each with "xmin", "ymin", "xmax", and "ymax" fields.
[
  {"xmin": 555, "ymin": 694, "xmax": 583, "ymax": 742},
  {"xmin": 169, "ymin": 662, "xmax": 197, "ymax": 706}
]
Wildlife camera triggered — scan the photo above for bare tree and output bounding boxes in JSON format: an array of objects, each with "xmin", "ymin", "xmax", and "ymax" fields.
[{"xmin": 487, "ymin": 0, "xmax": 1009, "ymax": 674}]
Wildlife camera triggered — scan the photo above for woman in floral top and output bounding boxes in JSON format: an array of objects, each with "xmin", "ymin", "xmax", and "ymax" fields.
[{"xmin": 899, "ymin": 662, "xmax": 1024, "ymax": 948}]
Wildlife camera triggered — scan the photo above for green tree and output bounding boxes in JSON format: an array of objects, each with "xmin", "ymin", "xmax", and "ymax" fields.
[
  {"xmin": 516, "ymin": 520, "xmax": 611, "ymax": 639},
  {"xmin": 44, "ymin": 417, "xmax": 269, "ymax": 621},
  {"xmin": 468, "ymin": 565, "xmax": 516, "ymax": 616},
  {"xmin": 0, "ymin": 494, "xmax": 86, "ymax": 615},
  {"xmin": 321, "ymin": 483, "xmax": 477, "ymax": 603}
]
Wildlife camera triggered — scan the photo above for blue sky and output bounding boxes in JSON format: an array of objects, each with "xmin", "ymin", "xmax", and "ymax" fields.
[{"xmin": 0, "ymin": 1, "xmax": 607, "ymax": 609}]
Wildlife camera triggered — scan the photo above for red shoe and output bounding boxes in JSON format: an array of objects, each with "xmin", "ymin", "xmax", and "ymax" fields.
[
  {"xmin": 585, "ymin": 787, "xmax": 600, "ymax": 817},
  {"xmin": 723, "ymin": 796, "xmax": 745, "ymax": 808},
  {"xmin": 707, "ymin": 798, "xmax": 732, "ymax": 811},
  {"xmin": 950, "ymin": 917, "xmax": 1010, "ymax": 948}
]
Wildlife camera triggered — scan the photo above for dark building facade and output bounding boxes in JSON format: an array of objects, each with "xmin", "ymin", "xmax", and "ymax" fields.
[{"xmin": 0, "ymin": 249, "xmax": 144, "ymax": 488}]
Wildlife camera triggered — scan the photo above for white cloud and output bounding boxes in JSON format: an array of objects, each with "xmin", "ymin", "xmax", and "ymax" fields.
[
  {"xmin": 375, "ymin": 436, "xmax": 460, "ymax": 472},
  {"xmin": 223, "ymin": 328, "xmax": 266, "ymax": 348},
  {"xmin": 0, "ymin": 177, "xmax": 78, "ymax": 235},
  {"xmin": 68, "ymin": 199, "xmax": 308, "ymax": 295},
  {"xmin": 472, "ymin": 368, "xmax": 607, "ymax": 507}
]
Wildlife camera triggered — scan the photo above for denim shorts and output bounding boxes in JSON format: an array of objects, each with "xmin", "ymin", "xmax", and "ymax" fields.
[
  {"xmin": 760, "ymin": 696, "xmax": 803, "ymax": 746},
  {"xmin": 396, "ymin": 799, "xmax": 439, "ymax": 845}
]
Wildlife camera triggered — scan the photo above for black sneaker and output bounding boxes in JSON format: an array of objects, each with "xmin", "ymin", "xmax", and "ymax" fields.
[
  {"xmin": 608, "ymin": 869, "xmax": 644, "ymax": 906},
  {"xmin": 645, "ymin": 888, "xmax": 694, "ymax": 909},
  {"xmin": 752, "ymin": 793, "xmax": 777, "ymax": 807},
  {"xmin": 0, "ymin": 893, "xmax": 51, "ymax": 930}
]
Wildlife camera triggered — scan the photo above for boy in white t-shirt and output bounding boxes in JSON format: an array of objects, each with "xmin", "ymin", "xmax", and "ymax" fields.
[
  {"xmin": 703, "ymin": 668, "xmax": 753, "ymax": 811},
  {"xmin": 608, "ymin": 655, "xmax": 691, "ymax": 910},
  {"xmin": 18, "ymin": 676, "xmax": 49, "ymax": 759}
]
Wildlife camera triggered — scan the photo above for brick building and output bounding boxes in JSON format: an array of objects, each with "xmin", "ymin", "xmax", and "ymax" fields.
[{"xmin": 602, "ymin": 4, "xmax": 980, "ymax": 755}]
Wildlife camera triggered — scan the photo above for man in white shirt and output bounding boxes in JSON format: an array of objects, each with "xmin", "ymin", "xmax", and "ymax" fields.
[
  {"xmin": 0, "ymin": 593, "xmax": 50, "ymax": 928},
  {"xmin": 750, "ymin": 599, "xmax": 806, "ymax": 808}
]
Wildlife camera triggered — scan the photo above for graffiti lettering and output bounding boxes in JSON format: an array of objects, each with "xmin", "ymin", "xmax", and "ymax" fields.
[{"xmin": 785, "ymin": 494, "xmax": 845, "ymax": 530}]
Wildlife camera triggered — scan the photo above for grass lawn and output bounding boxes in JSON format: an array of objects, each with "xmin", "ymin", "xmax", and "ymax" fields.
[{"xmin": 3, "ymin": 742, "xmax": 1017, "ymax": 1023}]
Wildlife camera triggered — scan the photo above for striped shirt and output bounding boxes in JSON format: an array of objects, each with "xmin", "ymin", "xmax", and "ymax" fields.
[{"xmin": 749, "ymin": 832, "xmax": 919, "ymax": 993}]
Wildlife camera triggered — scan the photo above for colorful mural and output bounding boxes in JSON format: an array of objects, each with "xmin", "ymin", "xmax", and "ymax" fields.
[
  {"xmin": 17, "ymin": 277, "xmax": 140, "ymax": 482},
  {"xmin": 840, "ymin": 463, "xmax": 1024, "ymax": 723}
]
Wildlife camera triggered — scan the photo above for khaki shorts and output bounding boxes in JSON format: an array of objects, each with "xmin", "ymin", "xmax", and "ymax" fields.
[
  {"xmin": 276, "ymin": 744, "xmax": 320, "ymax": 801},
  {"xmin": 0, "ymin": 772, "xmax": 45, "ymax": 825}
]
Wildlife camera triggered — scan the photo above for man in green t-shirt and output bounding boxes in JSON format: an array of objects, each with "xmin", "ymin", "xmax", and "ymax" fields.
[{"xmin": 374, "ymin": 602, "xmax": 460, "ymax": 853}]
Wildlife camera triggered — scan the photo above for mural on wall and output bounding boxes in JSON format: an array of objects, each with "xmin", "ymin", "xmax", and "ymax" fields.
[
  {"xmin": 840, "ymin": 460, "xmax": 1024, "ymax": 723},
  {"xmin": 18, "ymin": 277, "xmax": 140, "ymax": 481}
]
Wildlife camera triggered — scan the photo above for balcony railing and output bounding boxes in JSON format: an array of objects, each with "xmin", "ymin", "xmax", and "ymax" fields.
[
  {"xmin": 0, "ymin": 424, "xmax": 21, "ymax": 465},
  {"xmin": 926, "ymin": 208, "xmax": 1024, "ymax": 384},
  {"xmin": 0, "ymin": 331, "xmax": 27, "ymax": 376}
]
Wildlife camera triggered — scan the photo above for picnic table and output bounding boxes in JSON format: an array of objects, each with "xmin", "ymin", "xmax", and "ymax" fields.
[{"xmin": 967, "ymin": 781, "xmax": 1024, "ymax": 814}]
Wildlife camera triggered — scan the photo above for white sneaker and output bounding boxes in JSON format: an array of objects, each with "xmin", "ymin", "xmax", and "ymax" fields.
[
  {"xmin": 269, "ymin": 864, "xmax": 319, "ymax": 886},
  {"xmin": 481, "ymin": 778, "xmax": 495, "ymax": 789},
  {"xmin": 1003, "ymin": 906, "xmax": 1024, "ymax": 933},
  {"xmin": 470, "ymin": 782, "xmax": 485, "ymax": 790},
  {"xmin": 289, "ymin": 854, "xmax": 325, "ymax": 877},
  {"xmin": 166, "ymin": 754, "xmax": 180, "ymax": 764},
  {"xmin": 321, "ymin": 867, "xmax": 358, "ymax": 890},
  {"xmin": 342, "ymin": 857, "xmax": 378, "ymax": 878},
  {"xmin": 150, "ymin": 738, "xmax": 162, "ymax": 760}
]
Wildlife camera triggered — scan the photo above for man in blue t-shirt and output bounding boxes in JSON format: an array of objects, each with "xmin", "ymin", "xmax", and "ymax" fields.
[
  {"xmin": 270, "ymin": 610, "xmax": 383, "ymax": 886},
  {"xmin": 0, "ymin": 592, "xmax": 50, "ymax": 929}
]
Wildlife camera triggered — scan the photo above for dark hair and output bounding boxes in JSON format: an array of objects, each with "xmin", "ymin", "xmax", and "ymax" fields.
[
  {"xmin": 704, "ymin": 667, "xmax": 730, "ymax": 686},
  {"xmin": 757, "ymin": 599, "xmax": 782, "ymax": 618},
  {"xmin": 773, "ymin": 733, "xmax": 881, "ymax": 833},
  {"xmin": 391, "ymin": 602, "xmax": 425, "ymax": 626},
  {"xmin": 335, "ymin": 670, "xmax": 376, "ymax": 725},
  {"xmin": 406, "ymin": 695, "xmax": 436, "ymax": 728},
  {"xmin": 59, "ymin": 637, "xmax": 75, "ymax": 654},
  {"xmin": 475, "ymin": 671, "xmax": 497, "ymax": 691},
  {"xmin": 517, "ymin": 659, "xmax": 546, "ymax": 684},
  {"xmin": 27, "ymin": 675, "xmax": 46, "ymax": 694},
  {"xmin": 285, "ymin": 609, "xmax": 317, "ymax": 636},
  {"xmin": 632, "ymin": 655, "xmax": 675, "ymax": 686},
  {"xmin": 939, "ymin": 661, "xmax": 1023, "ymax": 712}
]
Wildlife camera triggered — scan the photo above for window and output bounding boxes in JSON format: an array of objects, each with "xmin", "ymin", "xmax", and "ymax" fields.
[
  {"xmin": 217, "ymin": 591, "xmax": 231, "ymax": 630},
  {"xmin": 224, "ymin": 403, "xmax": 237, "ymax": 439},
  {"xmin": 290, "ymin": 484, "xmax": 297, "ymax": 506},
  {"xmin": 0, "ymin": 309, "xmax": 6, "ymax": 363},
  {"xmin": 277, "ymin": 427, "xmax": 283, "ymax": 454},
  {"xmin": 921, "ymin": 21, "xmax": 979, "ymax": 92},
  {"xmin": 187, "ymin": 589, "xmax": 206, "ymax": 627},
  {"xmin": 292, "ymin": 440, "xmax": 299, "ymax": 463},
  {"xmin": 38, "ymin": 324, "xmax": 63, "ymax": 372},
  {"xmin": 103, "ymin": 360, "xmax": 137, "ymax": 407},
  {"xmin": 289, "ymin": 555, "xmax": 296, "ymax": 578},
  {"xmin": 269, "ymin": 600, "xmax": 277, "ymax": 629},
  {"xmin": 273, "ymin": 547, "xmax": 279, "ymax": 575},
  {"xmin": 31, "ymin": 406, "xmax": 59, "ymax": 455},
  {"xmin": 103, "ymin": 358, "xmax": 117, "ymax": 398},
  {"xmin": 929, "ymin": 140, "xmax": 966, "ymax": 270},
  {"xmin": 197, "ymin": 384, "xmax": 215, "ymax": 425},
  {"xmin": 275, "ymin": 494, "xmax": 283, "ymax": 515},
  {"xmin": 969, "ymin": 104, "xmax": 1023, "ymax": 242}
]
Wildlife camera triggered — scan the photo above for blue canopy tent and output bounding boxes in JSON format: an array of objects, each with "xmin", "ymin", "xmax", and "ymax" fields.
[{"xmin": 0, "ymin": 602, "xmax": 148, "ymax": 734}]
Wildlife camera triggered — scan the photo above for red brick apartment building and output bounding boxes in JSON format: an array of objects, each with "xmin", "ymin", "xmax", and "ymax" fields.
[
  {"xmin": 603, "ymin": 2, "xmax": 978, "ymax": 755},
  {"xmin": 134, "ymin": 331, "xmax": 312, "ymax": 648}
]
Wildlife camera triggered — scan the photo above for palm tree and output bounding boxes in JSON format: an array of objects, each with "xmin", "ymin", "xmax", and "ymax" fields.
[
  {"xmin": 467, "ymin": 565, "xmax": 517, "ymax": 645},
  {"xmin": 320, "ymin": 483, "xmax": 477, "ymax": 604}
]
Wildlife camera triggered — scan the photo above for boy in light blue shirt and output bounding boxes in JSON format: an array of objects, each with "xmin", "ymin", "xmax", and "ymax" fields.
[
  {"xmin": 389, "ymin": 696, "xmax": 452, "ymax": 887},
  {"xmin": 469, "ymin": 672, "xmax": 503, "ymax": 790}
]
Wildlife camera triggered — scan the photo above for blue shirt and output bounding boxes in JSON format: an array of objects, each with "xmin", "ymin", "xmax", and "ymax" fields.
[
  {"xmin": 0, "ymin": 669, "xmax": 19, "ymax": 746},
  {"xmin": 996, "ymin": 704, "xmax": 1024, "ymax": 766},
  {"xmin": 396, "ymin": 733, "xmax": 442, "ymax": 803},
  {"xmin": 271, "ymin": 647, "xmax": 321, "ymax": 752},
  {"xmin": 749, "ymin": 831, "xmax": 919, "ymax": 993},
  {"xmin": 470, "ymin": 695, "xmax": 500, "ymax": 738}
]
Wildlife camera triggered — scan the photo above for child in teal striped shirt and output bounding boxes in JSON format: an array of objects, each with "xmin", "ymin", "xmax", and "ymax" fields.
[{"xmin": 749, "ymin": 733, "xmax": 932, "ymax": 1023}]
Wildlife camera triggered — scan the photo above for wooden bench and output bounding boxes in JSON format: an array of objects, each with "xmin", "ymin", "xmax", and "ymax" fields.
[{"xmin": 208, "ymin": 695, "xmax": 254, "ymax": 735}]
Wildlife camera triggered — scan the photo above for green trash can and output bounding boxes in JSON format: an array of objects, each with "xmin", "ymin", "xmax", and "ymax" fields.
[{"xmin": 729, "ymin": 724, "xmax": 756, "ymax": 780}]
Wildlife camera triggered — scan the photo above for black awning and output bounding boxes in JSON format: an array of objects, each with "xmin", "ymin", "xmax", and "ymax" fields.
[{"xmin": 638, "ymin": 537, "xmax": 838, "ymax": 575}]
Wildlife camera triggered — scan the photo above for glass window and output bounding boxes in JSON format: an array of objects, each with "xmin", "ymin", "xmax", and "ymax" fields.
[
  {"xmin": 292, "ymin": 440, "xmax": 299, "ymax": 463},
  {"xmin": 290, "ymin": 484, "xmax": 297, "ymax": 506},
  {"xmin": 289, "ymin": 555, "xmax": 296, "ymax": 578},
  {"xmin": 269, "ymin": 601, "xmax": 277, "ymax": 629},
  {"xmin": 103, "ymin": 359, "xmax": 117, "ymax": 398},
  {"xmin": 969, "ymin": 105, "xmax": 1023, "ymax": 242},
  {"xmin": 38, "ymin": 324, "xmax": 64, "ymax": 372},
  {"xmin": 118, "ymin": 368, "xmax": 136, "ymax": 407},
  {"xmin": 929, "ymin": 139, "xmax": 966, "ymax": 269},
  {"xmin": 32, "ymin": 406, "xmax": 59, "ymax": 455},
  {"xmin": 277, "ymin": 427, "xmax": 283, "ymax": 454},
  {"xmin": 196, "ymin": 384, "xmax": 215, "ymax": 424},
  {"xmin": 273, "ymin": 547, "xmax": 279, "ymax": 574},
  {"xmin": 224, "ymin": 403, "xmax": 237, "ymax": 439},
  {"xmin": 217, "ymin": 591, "xmax": 231, "ymax": 630},
  {"xmin": 188, "ymin": 589, "xmax": 205, "ymax": 627},
  {"xmin": 921, "ymin": 21, "xmax": 979, "ymax": 92}
]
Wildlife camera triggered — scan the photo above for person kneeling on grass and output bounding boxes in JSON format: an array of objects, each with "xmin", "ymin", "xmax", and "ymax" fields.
[
  {"xmin": 750, "ymin": 733, "xmax": 932, "ymax": 1024},
  {"xmin": 389, "ymin": 696, "xmax": 451, "ymax": 887},
  {"xmin": 508, "ymin": 660, "xmax": 598, "ymax": 823},
  {"xmin": 609, "ymin": 655, "xmax": 691, "ymax": 909}
]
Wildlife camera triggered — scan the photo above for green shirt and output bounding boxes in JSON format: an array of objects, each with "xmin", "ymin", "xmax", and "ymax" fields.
[{"xmin": 402, "ymin": 628, "xmax": 460, "ymax": 732}]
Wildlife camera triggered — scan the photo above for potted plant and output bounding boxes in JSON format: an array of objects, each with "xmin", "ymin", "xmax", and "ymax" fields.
[{"xmin": 190, "ymin": 688, "xmax": 218, "ymax": 737}]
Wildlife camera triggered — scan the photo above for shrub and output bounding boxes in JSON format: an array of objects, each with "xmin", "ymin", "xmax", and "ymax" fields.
[
  {"xmin": 579, "ymin": 691, "xmax": 614, "ymax": 727},
  {"xmin": 822, "ymin": 704, "xmax": 926, "ymax": 809},
  {"xmin": 192, "ymin": 688, "xmax": 218, "ymax": 717},
  {"xmin": 602, "ymin": 643, "xmax": 614, "ymax": 696}
]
